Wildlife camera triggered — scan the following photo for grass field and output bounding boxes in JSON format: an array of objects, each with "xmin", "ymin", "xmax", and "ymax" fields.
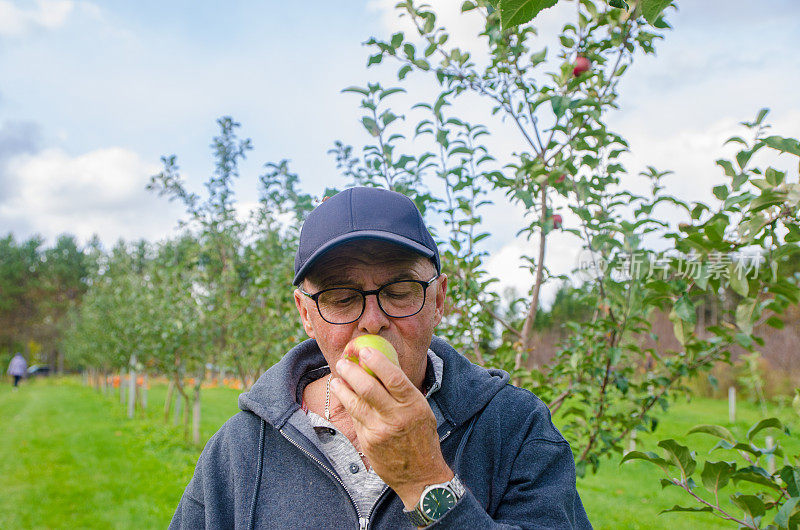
[{"xmin": 0, "ymin": 376, "xmax": 797, "ymax": 529}]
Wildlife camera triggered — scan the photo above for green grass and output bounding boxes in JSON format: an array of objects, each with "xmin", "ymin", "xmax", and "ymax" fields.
[
  {"xmin": 578, "ymin": 396, "xmax": 798, "ymax": 529},
  {"xmin": 0, "ymin": 377, "xmax": 240, "ymax": 529},
  {"xmin": 0, "ymin": 376, "xmax": 796, "ymax": 529}
]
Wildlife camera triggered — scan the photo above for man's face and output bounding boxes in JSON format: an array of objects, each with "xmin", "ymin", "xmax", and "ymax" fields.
[{"xmin": 293, "ymin": 241, "xmax": 447, "ymax": 389}]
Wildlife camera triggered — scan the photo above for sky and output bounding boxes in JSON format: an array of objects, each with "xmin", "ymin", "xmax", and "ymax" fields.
[{"xmin": 1, "ymin": 0, "xmax": 799, "ymax": 304}]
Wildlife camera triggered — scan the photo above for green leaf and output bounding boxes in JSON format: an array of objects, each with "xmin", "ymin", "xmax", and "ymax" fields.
[
  {"xmin": 608, "ymin": 0, "xmax": 629, "ymax": 9},
  {"xmin": 390, "ymin": 31, "xmax": 404, "ymax": 48},
  {"xmin": 747, "ymin": 417, "xmax": 786, "ymax": 440},
  {"xmin": 342, "ymin": 86, "xmax": 369, "ymax": 96},
  {"xmin": 764, "ymin": 135, "xmax": 800, "ymax": 157},
  {"xmin": 620, "ymin": 450, "xmax": 672, "ymax": 472},
  {"xmin": 551, "ymin": 95, "xmax": 570, "ymax": 118},
  {"xmin": 687, "ymin": 424, "xmax": 735, "ymax": 443},
  {"xmin": 398, "ymin": 65, "xmax": 412, "ymax": 80},
  {"xmin": 736, "ymin": 148, "xmax": 754, "ymax": 170},
  {"xmin": 732, "ymin": 467, "xmax": 783, "ymax": 491},
  {"xmin": 640, "ymin": 0, "xmax": 672, "ymax": 25},
  {"xmin": 668, "ymin": 307, "xmax": 692, "ymax": 346},
  {"xmin": 701, "ymin": 461, "xmax": 735, "ymax": 494},
  {"xmin": 717, "ymin": 159, "xmax": 736, "ymax": 178},
  {"xmin": 786, "ymin": 224, "xmax": 800, "ymax": 243},
  {"xmin": 712, "ymin": 185, "xmax": 729, "ymax": 200},
  {"xmin": 530, "ymin": 48, "xmax": 547, "ymax": 65},
  {"xmin": 500, "ymin": 0, "xmax": 558, "ymax": 29},
  {"xmin": 659, "ymin": 505, "xmax": 713, "ymax": 514},
  {"xmin": 733, "ymin": 172, "xmax": 749, "ymax": 189},
  {"xmin": 674, "ymin": 295, "xmax": 696, "ymax": 324},
  {"xmin": 730, "ymin": 493, "xmax": 766, "ymax": 519},
  {"xmin": 774, "ymin": 496, "xmax": 800, "ymax": 529},
  {"xmin": 728, "ymin": 263, "xmax": 749, "ymax": 297},
  {"xmin": 660, "ymin": 478, "xmax": 679, "ymax": 489},
  {"xmin": 361, "ymin": 117, "xmax": 380, "ymax": 137},
  {"xmin": 754, "ymin": 107, "xmax": 770, "ymax": 125},
  {"xmin": 765, "ymin": 167, "xmax": 786, "ymax": 186},
  {"xmin": 658, "ymin": 439, "xmax": 696, "ymax": 478},
  {"xmin": 766, "ymin": 316, "xmax": 785, "ymax": 329},
  {"xmin": 514, "ymin": 189, "xmax": 534, "ymax": 209},
  {"xmin": 735, "ymin": 298, "xmax": 757, "ymax": 335},
  {"xmin": 710, "ymin": 440, "xmax": 764, "ymax": 458},
  {"xmin": 780, "ymin": 466, "xmax": 800, "ymax": 497}
]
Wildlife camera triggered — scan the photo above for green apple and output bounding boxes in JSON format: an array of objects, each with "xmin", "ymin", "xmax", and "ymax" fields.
[{"xmin": 343, "ymin": 334, "xmax": 399, "ymax": 377}]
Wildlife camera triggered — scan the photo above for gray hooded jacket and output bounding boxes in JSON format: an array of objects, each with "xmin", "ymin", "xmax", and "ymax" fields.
[{"xmin": 170, "ymin": 336, "xmax": 591, "ymax": 529}]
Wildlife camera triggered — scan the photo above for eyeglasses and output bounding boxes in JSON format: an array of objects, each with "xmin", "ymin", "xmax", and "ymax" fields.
[{"xmin": 300, "ymin": 274, "xmax": 440, "ymax": 325}]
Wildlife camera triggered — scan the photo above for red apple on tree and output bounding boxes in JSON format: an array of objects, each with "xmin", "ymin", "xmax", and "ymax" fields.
[
  {"xmin": 555, "ymin": 174, "xmax": 566, "ymax": 184},
  {"xmin": 552, "ymin": 214, "xmax": 563, "ymax": 229},
  {"xmin": 572, "ymin": 56, "xmax": 590, "ymax": 77}
]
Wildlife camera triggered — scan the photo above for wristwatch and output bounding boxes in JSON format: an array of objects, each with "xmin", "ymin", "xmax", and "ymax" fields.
[{"xmin": 403, "ymin": 474, "xmax": 466, "ymax": 527}]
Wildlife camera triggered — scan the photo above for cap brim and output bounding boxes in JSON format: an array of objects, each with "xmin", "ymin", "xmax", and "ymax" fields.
[{"xmin": 293, "ymin": 230, "xmax": 435, "ymax": 285}]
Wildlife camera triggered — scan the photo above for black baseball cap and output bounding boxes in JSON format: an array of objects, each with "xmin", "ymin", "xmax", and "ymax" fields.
[{"xmin": 293, "ymin": 187, "xmax": 440, "ymax": 285}]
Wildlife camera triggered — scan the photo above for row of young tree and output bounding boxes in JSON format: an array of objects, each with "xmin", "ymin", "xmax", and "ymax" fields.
[
  {"xmin": 56, "ymin": 118, "xmax": 316, "ymax": 444},
  {"xmin": 4, "ymin": 1, "xmax": 799, "ymax": 526},
  {"xmin": 0, "ymin": 233, "xmax": 89, "ymax": 372}
]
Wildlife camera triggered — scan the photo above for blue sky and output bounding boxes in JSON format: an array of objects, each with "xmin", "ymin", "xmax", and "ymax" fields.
[{"xmin": 1, "ymin": 0, "xmax": 798, "ymax": 301}]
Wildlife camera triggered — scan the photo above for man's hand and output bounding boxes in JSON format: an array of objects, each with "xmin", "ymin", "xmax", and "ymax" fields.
[{"xmin": 330, "ymin": 347, "xmax": 454, "ymax": 509}]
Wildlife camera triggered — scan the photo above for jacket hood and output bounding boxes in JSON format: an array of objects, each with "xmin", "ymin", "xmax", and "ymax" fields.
[{"xmin": 238, "ymin": 336, "xmax": 509, "ymax": 431}]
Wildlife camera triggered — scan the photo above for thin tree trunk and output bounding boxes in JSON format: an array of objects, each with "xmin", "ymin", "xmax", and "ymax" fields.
[
  {"xmin": 192, "ymin": 385, "xmax": 201, "ymax": 446},
  {"xmin": 119, "ymin": 371, "xmax": 125, "ymax": 404},
  {"xmin": 127, "ymin": 355, "xmax": 137, "ymax": 418},
  {"xmin": 182, "ymin": 394, "xmax": 190, "ymax": 440},
  {"xmin": 515, "ymin": 186, "xmax": 548, "ymax": 385},
  {"xmin": 164, "ymin": 379, "xmax": 175, "ymax": 422},
  {"xmin": 697, "ymin": 298, "xmax": 706, "ymax": 339},
  {"xmin": 173, "ymin": 391, "xmax": 182, "ymax": 427},
  {"xmin": 141, "ymin": 373, "xmax": 148, "ymax": 410}
]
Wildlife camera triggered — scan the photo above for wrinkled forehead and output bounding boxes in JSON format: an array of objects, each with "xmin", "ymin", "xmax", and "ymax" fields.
[{"xmin": 304, "ymin": 240, "xmax": 434, "ymax": 289}]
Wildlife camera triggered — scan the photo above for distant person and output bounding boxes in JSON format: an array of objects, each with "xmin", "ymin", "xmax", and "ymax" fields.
[{"xmin": 7, "ymin": 353, "xmax": 27, "ymax": 390}]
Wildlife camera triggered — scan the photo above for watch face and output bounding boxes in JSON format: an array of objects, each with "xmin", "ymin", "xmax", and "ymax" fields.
[{"xmin": 421, "ymin": 487, "xmax": 457, "ymax": 519}]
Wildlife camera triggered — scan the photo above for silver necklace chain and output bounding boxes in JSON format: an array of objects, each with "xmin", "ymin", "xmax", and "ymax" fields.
[
  {"xmin": 325, "ymin": 371, "xmax": 366, "ymax": 460},
  {"xmin": 324, "ymin": 373, "xmax": 333, "ymax": 421}
]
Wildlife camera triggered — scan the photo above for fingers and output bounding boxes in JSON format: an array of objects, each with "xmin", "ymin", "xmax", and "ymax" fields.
[
  {"xmin": 332, "ymin": 357, "xmax": 393, "ymax": 420},
  {"xmin": 328, "ymin": 375, "xmax": 366, "ymax": 423},
  {"xmin": 358, "ymin": 347, "xmax": 418, "ymax": 402}
]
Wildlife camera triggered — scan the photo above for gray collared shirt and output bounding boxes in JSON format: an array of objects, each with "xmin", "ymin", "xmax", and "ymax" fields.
[{"xmin": 288, "ymin": 349, "xmax": 445, "ymax": 519}]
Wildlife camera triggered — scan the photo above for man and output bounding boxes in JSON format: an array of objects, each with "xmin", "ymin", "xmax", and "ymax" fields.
[
  {"xmin": 7, "ymin": 352, "xmax": 27, "ymax": 390},
  {"xmin": 170, "ymin": 186, "xmax": 591, "ymax": 528}
]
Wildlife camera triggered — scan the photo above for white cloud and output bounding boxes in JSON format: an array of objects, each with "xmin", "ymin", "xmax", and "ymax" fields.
[
  {"xmin": 0, "ymin": 146, "xmax": 183, "ymax": 243},
  {"xmin": 367, "ymin": 0, "xmax": 573, "ymax": 66},
  {"xmin": 0, "ymin": 0, "xmax": 75, "ymax": 37},
  {"xmin": 366, "ymin": 0, "xmax": 800, "ymax": 309},
  {"xmin": 484, "ymin": 228, "xmax": 583, "ymax": 308}
]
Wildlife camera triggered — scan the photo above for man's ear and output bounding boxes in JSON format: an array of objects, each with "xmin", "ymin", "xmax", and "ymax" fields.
[
  {"xmin": 433, "ymin": 273, "xmax": 448, "ymax": 326},
  {"xmin": 294, "ymin": 288, "xmax": 316, "ymax": 339}
]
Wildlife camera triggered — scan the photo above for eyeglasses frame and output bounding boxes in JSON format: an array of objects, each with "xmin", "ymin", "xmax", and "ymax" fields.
[{"xmin": 299, "ymin": 273, "xmax": 441, "ymax": 325}]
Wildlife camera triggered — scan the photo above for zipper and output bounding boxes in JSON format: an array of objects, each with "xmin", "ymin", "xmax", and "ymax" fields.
[
  {"xmin": 279, "ymin": 426, "xmax": 455, "ymax": 530},
  {"xmin": 278, "ymin": 427, "xmax": 365, "ymax": 526},
  {"xmin": 363, "ymin": 428, "xmax": 454, "ymax": 529},
  {"xmin": 440, "ymin": 429, "xmax": 452, "ymax": 444}
]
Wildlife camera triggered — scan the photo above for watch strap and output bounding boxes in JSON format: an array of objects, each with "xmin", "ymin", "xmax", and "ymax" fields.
[{"xmin": 404, "ymin": 475, "xmax": 466, "ymax": 527}]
